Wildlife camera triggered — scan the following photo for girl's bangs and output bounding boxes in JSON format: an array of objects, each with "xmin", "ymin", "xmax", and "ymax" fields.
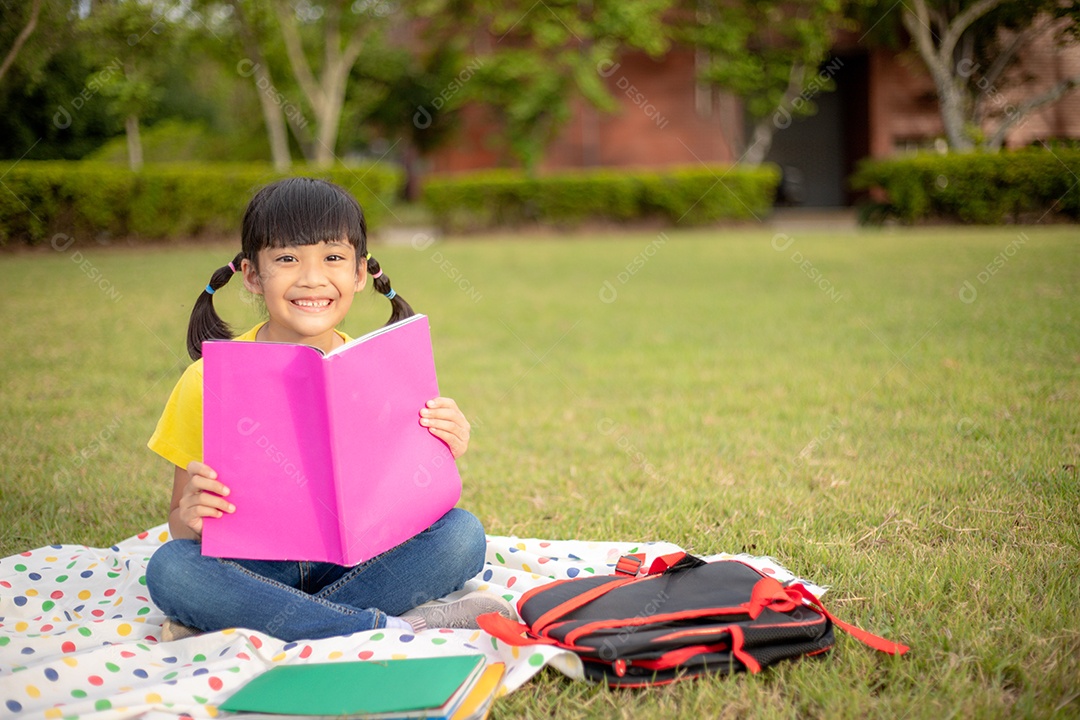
[{"xmin": 243, "ymin": 178, "xmax": 366, "ymax": 253}]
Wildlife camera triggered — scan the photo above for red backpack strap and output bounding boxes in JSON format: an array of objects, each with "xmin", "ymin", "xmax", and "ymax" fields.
[
  {"xmin": 788, "ymin": 584, "xmax": 910, "ymax": 655},
  {"xmin": 476, "ymin": 612, "xmax": 557, "ymax": 647}
]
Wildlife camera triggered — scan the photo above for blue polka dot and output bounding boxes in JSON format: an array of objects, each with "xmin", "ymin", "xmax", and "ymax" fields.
[
  {"xmin": 81, "ymin": 570, "xmax": 94, "ymax": 578},
  {"xmin": 400, "ymin": 634, "xmax": 414, "ymax": 642},
  {"xmin": 193, "ymin": 668, "xmax": 209, "ymax": 676},
  {"xmin": 13, "ymin": 597, "xmax": 27, "ymax": 607},
  {"xmin": 73, "ymin": 605, "xmax": 84, "ymax": 613},
  {"xmin": 567, "ymin": 568, "xmax": 580, "ymax": 578},
  {"xmin": 27, "ymin": 573, "xmax": 41, "ymax": 581},
  {"xmin": 219, "ymin": 647, "xmax": 230, "ymax": 656},
  {"xmin": 482, "ymin": 569, "xmax": 493, "ymax": 581},
  {"xmin": 508, "ymin": 547, "xmax": 518, "ymax": 553},
  {"xmin": 45, "ymin": 668, "xmax": 59, "ymax": 681},
  {"xmin": 163, "ymin": 656, "xmax": 177, "ymax": 664},
  {"xmin": 165, "ymin": 679, "xmax": 177, "ymax": 686},
  {"xmin": 111, "ymin": 546, "xmax": 120, "ymax": 552},
  {"xmin": 133, "ymin": 669, "xmax": 148, "ymax": 679},
  {"xmin": 283, "ymin": 642, "xmax": 297, "ymax": 651},
  {"xmin": 50, "ymin": 544, "xmax": 62, "ymax": 549},
  {"xmin": 6, "ymin": 700, "xmax": 22, "ymax": 713},
  {"xmin": 20, "ymin": 647, "xmax": 34, "ymax": 655}
]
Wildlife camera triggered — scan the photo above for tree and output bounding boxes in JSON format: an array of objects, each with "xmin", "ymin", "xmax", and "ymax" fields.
[
  {"xmin": 80, "ymin": 1, "xmax": 180, "ymax": 170},
  {"xmin": 674, "ymin": 0, "xmax": 850, "ymax": 165},
  {"xmin": 856, "ymin": 0, "xmax": 1080, "ymax": 151},
  {"xmin": 0, "ymin": 0, "xmax": 45, "ymax": 85},
  {"xmin": 433, "ymin": 0, "xmax": 672, "ymax": 172}
]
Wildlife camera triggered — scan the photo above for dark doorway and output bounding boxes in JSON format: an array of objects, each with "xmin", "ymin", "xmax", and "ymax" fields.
[{"xmin": 763, "ymin": 53, "xmax": 870, "ymax": 207}]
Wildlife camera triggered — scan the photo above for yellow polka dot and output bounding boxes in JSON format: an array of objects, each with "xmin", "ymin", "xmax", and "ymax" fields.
[
  {"xmin": 531, "ymin": 574, "xmax": 540, "ymax": 580},
  {"xmin": 328, "ymin": 651, "xmax": 343, "ymax": 660},
  {"xmin": 391, "ymin": 653, "xmax": 407, "ymax": 660},
  {"xmin": 24, "ymin": 589, "xmax": 37, "ymax": 597},
  {"xmin": 114, "ymin": 597, "xmax": 124, "ymax": 606},
  {"xmin": 511, "ymin": 646, "xmax": 520, "ymax": 659},
  {"xmin": 272, "ymin": 652, "xmax": 286, "ymax": 662},
  {"xmin": 158, "ymin": 531, "xmax": 169, "ymax": 542},
  {"xmin": 62, "ymin": 657, "xmax": 78, "ymax": 667},
  {"xmin": 145, "ymin": 693, "xmax": 162, "ymax": 704},
  {"xmin": 45, "ymin": 709, "xmax": 63, "ymax": 719},
  {"xmin": 476, "ymin": 584, "xmax": 490, "ymax": 592},
  {"xmin": 15, "ymin": 622, "xmax": 28, "ymax": 632},
  {"xmin": 117, "ymin": 623, "xmax": 132, "ymax": 636},
  {"xmin": 134, "ymin": 617, "xmax": 146, "ymax": 623},
  {"xmin": 222, "ymin": 628, "xmax": 235, "ymax": 635},
  {"xmin": 26, "ymin": 685, "xmax": 41, "ymax": 698},
  {"xmin": 522, "ymin": 564, "xmax": 531, "ymax": 573},
  {"xmin": 45, "ymin": 556, "xmax": 58, "ymax": 562},
  {"xmin": 469, "ymin": 631, "xmax": 481, "ymax": 643},
  {"xmin": 207, "ymin": 706, "xmax": 219, "ymax": 718},
  {"xmin": 515, "ymin": 542, "xmax": 526, "ymax": 550}
]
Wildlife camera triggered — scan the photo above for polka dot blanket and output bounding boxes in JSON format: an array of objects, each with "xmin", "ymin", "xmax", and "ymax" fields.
[{"xmin": 0, "ymin": 526, "xmax": 824, "ymax": 718}]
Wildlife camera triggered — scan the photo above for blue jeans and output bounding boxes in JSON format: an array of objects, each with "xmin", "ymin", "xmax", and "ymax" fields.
[{"xmin": 145, "ymin": 508, "xmax": 486, "ymax": 641}]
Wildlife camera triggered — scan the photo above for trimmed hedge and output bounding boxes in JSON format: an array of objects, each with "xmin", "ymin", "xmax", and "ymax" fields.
[
  {"xmin": 421, "ymin": 165, "xmax": 780, "ymax": 231},
  {"xmin": 851, "ymin": 149, "xmax": 1080, "ymax": 224},
  {"xmin": 0, "ymin": 162, "xmax": 403, "ymax": 246}
]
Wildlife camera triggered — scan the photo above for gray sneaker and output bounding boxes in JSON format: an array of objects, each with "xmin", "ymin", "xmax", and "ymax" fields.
[
  {"xmin": 160, "ymin": 619, "xmax": 202, "ymax": 642},
  {"xmin": 402, "ymin": 591, "xmax": 516, "ymax": 631}
]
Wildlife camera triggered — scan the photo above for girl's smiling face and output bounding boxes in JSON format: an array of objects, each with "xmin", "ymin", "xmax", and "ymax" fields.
[{"xmin": 241, "ymin": 240, "xmax": 365, "ymax": 352}]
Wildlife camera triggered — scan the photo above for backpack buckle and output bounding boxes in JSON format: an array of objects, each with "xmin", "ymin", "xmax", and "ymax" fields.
[{"xmin": 615, "ymin": 554, "xmax": 644, "ymax": 576}]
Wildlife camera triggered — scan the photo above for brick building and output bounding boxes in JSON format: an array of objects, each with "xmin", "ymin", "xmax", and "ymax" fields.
[{"xmin": 427, "ymin": 31, "xmax": 1080, "ymax": 207}]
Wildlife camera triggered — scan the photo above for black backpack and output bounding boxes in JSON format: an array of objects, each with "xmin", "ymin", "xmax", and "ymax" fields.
[{"xmin": 479, "ymin": 552, "xmax": 908, "ymax": 686}]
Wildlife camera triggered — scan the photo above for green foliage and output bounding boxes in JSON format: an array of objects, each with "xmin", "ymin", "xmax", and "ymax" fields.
[
  {"xmin": 422, "ymin": 165, "xmax": 780, "ymax": 231},
  {"xmin": 0, "ymin": 162, "xmax": 403, "ymax": 245},
  {"xmin": 851, "ymin": 150, "xmax": 1080, "ymax": 224},
  {"xmin": 86, "ymin": 119, "xmax": 270, "ymax": 164}
]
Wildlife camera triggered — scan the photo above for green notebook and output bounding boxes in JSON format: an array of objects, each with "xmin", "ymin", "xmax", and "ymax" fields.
[{"xmin": 218, "ymin": 655, "xmax": 486, "ymax": 718}]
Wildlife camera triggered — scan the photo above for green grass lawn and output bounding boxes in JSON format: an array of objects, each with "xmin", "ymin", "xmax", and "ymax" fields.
[{"xmin": 1, "ymin": 225, "xmax": 1077, "ymax": 718}]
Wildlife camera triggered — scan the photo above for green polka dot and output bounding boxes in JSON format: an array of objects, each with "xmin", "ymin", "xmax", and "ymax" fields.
[
  {"xmin": 164, "ymin": 671, "xmax": 177, "ymax": 680},
  {"xmin": 56, "ymin": 575, "xmax": 68, "ymax": 583},
  {"xmin": 193, "ymin": 695, "xmax": 207, "ymax": 704},
  {"xmin": 628, "ymin": 547, "xmax": 638, "ymax": 553},
  {"xmin": 371, "ymin": 633, "xmax": 384, "ymax": 641},
  {"xmin": 136, "ymin": 643, "xmax": 150, "ymax": 651},
  {"xmin": 528, "ymin": 652, "xmax": 545, "ymax": 667},
  {"xmin": 502, "ymin": 594, "xmax": 514, "ymax": 602},
  {"xmin": 193, "ymin": 653, "xmax": 206, "ymax": 662},
  {"xmin": 495, "ymin": 553, "xmax": 505, "ymax": 564},
  {"xmin": 431, "ymin": 638, "xmax": 447, "ymax": 645},
  {"xmin": 14, "ymin": 564, "xmax": 26, "ymax": 572},
  {"xmin": 584, "ymin": 567, "xmax": 595, "ymax": 574},
  {"xmin": 12, "ymin": 666, "xmax": 26, "ymax": 672},
  {"xmin": 67, "ymin": 561, "xmax": 77, "ymax": 569},
  {"xmin": 490, "ymin": 637, "xmax": 499, "ymax": 650},
  {"xmin": 72, "ymin": 689, "xmax": 88, "ymax": 699},
  {"xmin": 78, "ymin": 628, "xmax": 91, "ymax": 637},
  {"xmin": 107, "ymin": 572, "xmax": 119, "ymax": 578},
  {"xmin": 106, "ymin": 662, "xmax": 120, "ymax": 672},
  {"xmin": 0, "ymin": 637, "xmax": 9, "ymax": 646},
  {"xmin": 227, "ymin": 666, "xmax": 241, "ymax": 672},
  {"xmin": 137, "ymin": 606, "xmax": 150, "ymax": 615},
  {"xmin": 42, "ymin": 601, "xmax": 55, "ymax": 612},
  {"xmin": 94, "ymin": 700, "xmax": 112, "ymax": 711},
  {"xmin": 139, "ymin": 575, "xmax": 147, "ymax": 585}
]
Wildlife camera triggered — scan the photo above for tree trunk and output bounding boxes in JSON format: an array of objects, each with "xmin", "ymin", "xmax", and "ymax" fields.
[
  {"xmin": 230, "ymin": 0, "xmax": 291, "ymax": 171},
  {"xmin": 741, "ymin": 118, "xmax": 775, "ymax": 166},
  {"xmin": 125, "ymin": 115, "xmax": 143, "ymax": 171},
  {"xmin": 0, "ymin": 0, "xmax": 43, "ymax": 85}
]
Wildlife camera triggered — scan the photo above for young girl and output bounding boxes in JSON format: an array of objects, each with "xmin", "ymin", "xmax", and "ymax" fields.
[{"xmin": 145, "ymin": 177, "xmax": 512, "ymax": 642}]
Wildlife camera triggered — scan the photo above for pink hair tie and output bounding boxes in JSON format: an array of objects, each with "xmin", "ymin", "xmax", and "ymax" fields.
[
  {"xmin": 228, "ymin": 262, "xmax": 237, "ymax": 273},
  {"xmin": 371, "ymin": 269, "xmax": 383, "ymax": 279}
]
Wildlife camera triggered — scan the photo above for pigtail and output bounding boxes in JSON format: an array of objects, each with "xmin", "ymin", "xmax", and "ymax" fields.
[
  {"xmin": 366, "ymin": 254, "xmax": 415, "ymax": 326},
  {"xmin": 186, "ymin": 251, "xmax": 245, "ymax": 360}
]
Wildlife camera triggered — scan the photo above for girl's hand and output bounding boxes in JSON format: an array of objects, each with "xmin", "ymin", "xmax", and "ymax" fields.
[
  {"xmin": 176, "ymin": 461, "xmax": 235, "ymax": 537},
  {"xmin": 420, "ymin": 397, "xmax": 471, "ymax": 458}
]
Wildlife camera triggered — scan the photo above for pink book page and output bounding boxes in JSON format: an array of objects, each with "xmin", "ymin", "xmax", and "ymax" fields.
[
  {"xmin": 323, "ymin": 315, "xmax": 462, "ymax": 565},
  {"xmin": 202, "ymin": 342, "xmax": 342, "ymax": 562}
]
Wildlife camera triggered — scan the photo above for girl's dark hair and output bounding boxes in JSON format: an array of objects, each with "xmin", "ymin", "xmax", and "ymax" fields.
[{"xmin": 186, "ymin": 177, "xmax": 414, "ymax": 360}]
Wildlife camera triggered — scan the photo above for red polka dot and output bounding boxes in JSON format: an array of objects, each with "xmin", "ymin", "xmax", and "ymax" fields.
[
  {"xmin": 762, "ymin": 568, "xmax": 776, "ymax": 575},
  {"xmin": 439, "ymin": 628, "xmax": 455, "ymax": 634},
  {"xmin": 91, "ymin": 609, "xmax": 104, "ymax": 617},
  {"xmin": 120, "ymin": 651, "xmax": 135, "ymax": 658},
  {"xmin": 61, "ymin": 641, "xmax": 76, "ymax": 653},
  {"xmin": 506, "ymin": 577, "xmax": 517, "ymax": 588},
  {"xmin": 249, "ymin": 636, "xmax": 262, "ymax": 649},
  {"xmin": 51, "ymin": 590, "xmax": 64, "ymax": 599},
  {"xmin": 208, "ymin": 676, "xmax": 223, "ymax": 691},
  {"xmin": 299, "ymin": 646, "xmax": 312, "ymax": 659},
  {"xmin": 358, "ymin": 651, "xmax": 374, "ymax": 660},
  {"xmin": 236, "ymin": 652, "xmax": 250, "ymax": 660},
  {"xmin": 104, "ymin": 589, "xmax": 116, "ymax": 597},
  {"xmin": 20, "ymin": 551, "xmax": 32, "ymax": 556},
  {"xmin": 138, "ymin": 531, "xmax": 149, "ymax": 539},
  {"xmin": 89, "ymin": 675, "xmax": 104, "ymax": 686},
  {"xmin": 538, "ymin": 557, "xmax": 549, "ymax": 564},
  {"xmin": 539, "ymin": 542, "xmax": 551, "ymax": 547},
  {"xmin": 41, "ymin": 624, "xmax": 54, "ymax": 632},
  {"xmin": 0, "ymin": 581, "xmax": 10, "ymax": 588}
]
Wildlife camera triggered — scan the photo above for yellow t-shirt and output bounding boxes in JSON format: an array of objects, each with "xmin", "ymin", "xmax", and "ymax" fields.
[{"xmin": 147, "ymin": 323, "xmax": 353, "ymax": 470}]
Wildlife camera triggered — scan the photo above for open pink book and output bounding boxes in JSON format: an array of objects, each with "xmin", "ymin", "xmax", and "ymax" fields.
[{"xmin": 201, "ymin": 314, "xmax": 461, "ymax": 565}]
